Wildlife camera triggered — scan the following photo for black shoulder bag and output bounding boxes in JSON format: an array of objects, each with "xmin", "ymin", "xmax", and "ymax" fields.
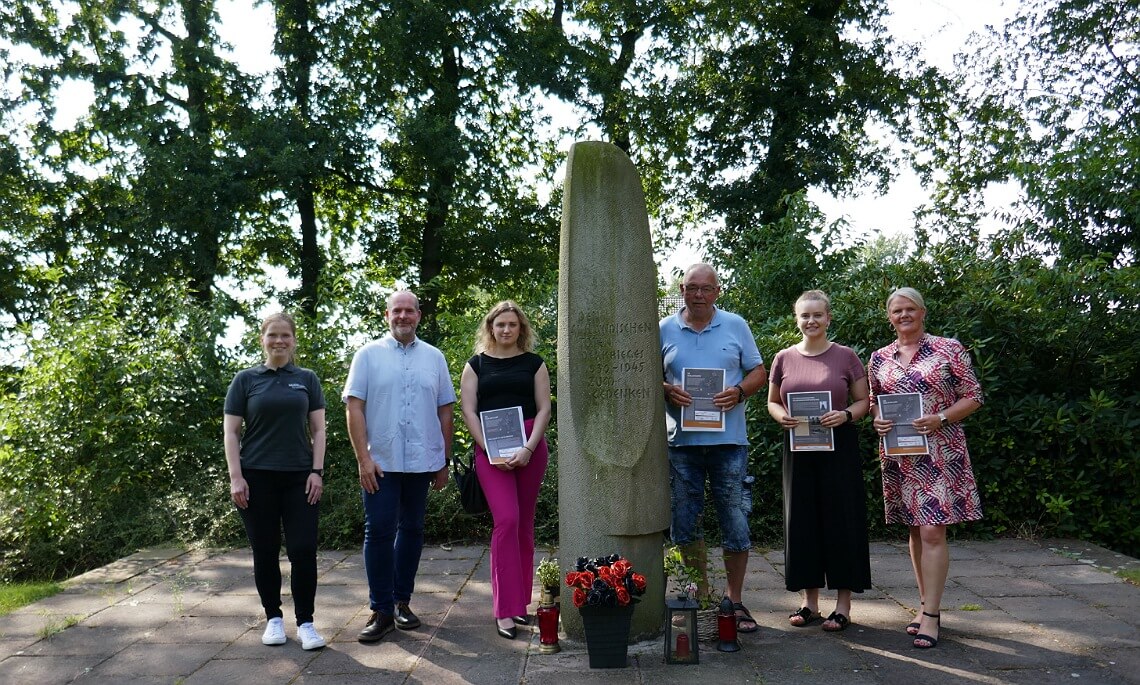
[
  {"xmin": 452, "ymin": 449, "xmax": 489, "ymax": 515},
  {"xmin": 453, "ymin": 353, "xmax": 489, "ymax": 515}
]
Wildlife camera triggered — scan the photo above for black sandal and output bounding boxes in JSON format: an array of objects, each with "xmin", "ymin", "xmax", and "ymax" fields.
[
  {"xmin": 788, "ymin": 607, "xmax": 823, "ymax": 627},
  {"xmin": 822, "ymin": 611, "xmax": 850, "ymax": 632},
  {"xmin": 913, "ymin": 611, "xmax": 940, "ymax": 649},
  {"xmin": 906, "ymin": 601, "xmax": 923, "ymax": 636},
  {"xmin": 733, "ymin": 602, "xmax": 759, "ymax": 633}
]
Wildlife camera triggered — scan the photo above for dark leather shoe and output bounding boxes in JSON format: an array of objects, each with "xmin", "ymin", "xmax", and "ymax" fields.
[
  {"xmin": 511, "ymin": 615, "xmax": 530, "ymax": 626},
  {"xmin": 496, "ymin": 622, "xmax": 517, "ymax": 640},
  {"xmin": 395, "ymin": 602, "xmax": 421, "ymax": 630},
  {"xmin": 358, "ymin": 611, "xmax": 395, "ymax": 643}
]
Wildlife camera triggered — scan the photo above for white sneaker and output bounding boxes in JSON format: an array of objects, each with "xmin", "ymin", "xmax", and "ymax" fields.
[
  {"xmin": 262, "ymin": 617, "xmax": 287, "ymax": 645},
  {"xmin": 298, "ymin": 622, "xmax": 326, "ymax": 650}
]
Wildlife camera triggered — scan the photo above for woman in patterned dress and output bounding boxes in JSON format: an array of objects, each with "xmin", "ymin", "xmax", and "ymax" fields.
[{"xmin": 868, "ymin": 287, "xmax": 984, "ymax": 650}]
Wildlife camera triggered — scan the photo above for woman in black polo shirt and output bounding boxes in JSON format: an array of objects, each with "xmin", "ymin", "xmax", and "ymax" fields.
[{"xmin": 224, "ymin": 312, "xmax": 327, "ymax": 650}]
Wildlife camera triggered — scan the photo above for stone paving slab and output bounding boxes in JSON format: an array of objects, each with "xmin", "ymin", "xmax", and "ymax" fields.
[{"xmin": 1, "ymin": 538, "xmax": 1138, "ymax": 684}]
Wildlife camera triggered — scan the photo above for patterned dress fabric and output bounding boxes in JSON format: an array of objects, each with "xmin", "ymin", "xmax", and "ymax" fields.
[{"xmin": 868, "ymin": 334, "xmax": 985, "ymax": 526}]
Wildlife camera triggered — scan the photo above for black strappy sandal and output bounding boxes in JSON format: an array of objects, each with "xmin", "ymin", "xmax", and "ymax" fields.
[
  {"xmin": 906, "ymin": 601, "xmax": 923, "ymax": 636},
  {"xmin": 913, "ymin": 611, "xmax": 940, "ymax": 649}
]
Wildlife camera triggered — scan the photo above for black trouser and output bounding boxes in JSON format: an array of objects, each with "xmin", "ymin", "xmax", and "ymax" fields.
[{"xmin": 237, "ymin": 469, "xmax": 319, "ymax": 625}]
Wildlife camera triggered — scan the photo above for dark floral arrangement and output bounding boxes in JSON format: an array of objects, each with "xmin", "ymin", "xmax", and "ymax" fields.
[{"xmin": 564, "ymin": 553, "xmax": 647, "ymax": 608}]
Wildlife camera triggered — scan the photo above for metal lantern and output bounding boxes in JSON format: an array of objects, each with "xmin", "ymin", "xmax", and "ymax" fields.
[{"xmin": 664, "ymin": 596, "xmax": 699, "ymax": 664}]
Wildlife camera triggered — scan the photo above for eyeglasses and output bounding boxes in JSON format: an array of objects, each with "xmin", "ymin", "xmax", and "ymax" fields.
[{"xmin": 683, "ymin": 285, "xmax": 718, "ymax": 295}]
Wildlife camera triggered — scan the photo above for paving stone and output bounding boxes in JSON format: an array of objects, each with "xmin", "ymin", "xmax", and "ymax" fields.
[
  {"xmin": 1024, "ymin": 562, "xmax": 1125, "ymax": 585},
  {"xmin": 989, "ymin": 595, "xmax": 1115, "ymax": 623},
  {"xmin": 84, "ymin": 642, "xmax": 228, "ymax": 676},
  {"xmin": 0, "ymin": 634, "xmax": 39, "ymax": 660},
  {"xmin": 182, "ymin": 656, "xmax": 310, "ymax": 685},
  {"xmin": 0, "ymin": 654, "xmax": 101, "ymax": 683},
  {"xmin": 19, "ymin": 623, "xmax": 139, "ymax": 656},
  {"xmin": 140, "ymin": 614, "xmax": 255, "ymax": 643},
  {"xmin": 955, "ymin": 575, "xmax": 1065, "ymax": 598},
  {"xmin": 1, "ymin": 611, "xmax": 85, "ymax": 640},
  {"xmin": 13, "ymin": 587, "xmax": 123, "ymax": 616},
  {"xmin": 2, "ymin": 539, "xmax": 1138, "ymax": 684}
]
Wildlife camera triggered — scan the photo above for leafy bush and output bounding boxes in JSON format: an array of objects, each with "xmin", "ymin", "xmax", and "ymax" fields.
[
  {"xmin": 0, "ymin": 285, "xmax": 232, "ymax": 581},
  {"xmin": 716, "ymin": 199, "xmax": 1140, "ymax": 558}
]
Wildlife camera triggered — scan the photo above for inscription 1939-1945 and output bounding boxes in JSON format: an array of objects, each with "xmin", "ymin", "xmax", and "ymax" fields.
[{"xmin": 570, "ymin": 315, "xmax": 656, "ymax": 400}]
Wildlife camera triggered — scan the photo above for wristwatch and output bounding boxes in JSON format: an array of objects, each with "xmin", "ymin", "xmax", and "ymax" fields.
[
  {"xmin": 938, "ymin": 412, "xmax": 948, "ymax": 427},
  {"xmin": 733, "ymin": 384, "xmax": 746, "ymax": 403},
  {"xmin": 311, "ymin": 468, "xmax": 324, "ymax": 477},
  {"xmin": 843, "ymin": 409, "xmax": 853, "ymax": 424}
]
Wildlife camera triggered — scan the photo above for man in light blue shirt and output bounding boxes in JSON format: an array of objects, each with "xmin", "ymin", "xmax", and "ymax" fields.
[
  {"xmin": 661, "ymin": 263, "xmax": 767, "ymax": 633},
  {"xmin": 344, "ymin": 290, "xmax": 455, "ymax": 642}
]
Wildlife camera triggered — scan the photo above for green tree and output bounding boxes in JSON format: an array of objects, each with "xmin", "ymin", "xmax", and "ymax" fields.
[
  {"xmin": 681, "ymin": 0, "xmax": 934, "ymax": 250},
  {"xmin": 1, "ymin": 0, "xmax": 262, "ymax": 314},
  {"xmin": 918, "ymin": 0, "xmax": 1139, "ymax": 263},
  {"xmin": 313, "ymin": 0, "xmax": 560, "ymax": 339}
]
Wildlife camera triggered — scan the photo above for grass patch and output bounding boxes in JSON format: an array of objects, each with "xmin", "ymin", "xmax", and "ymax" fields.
[
  {"xmin": 960, "ymin": 603, "xmax": 984, "ymax": 611},
  {"xmin": 1118, "ymin": 568, "xmax": 1140, "ymax": 586},
  {"xmin": 36, "ymin": 615, "xmax": 81, "ymax": 638},
  {"xmin": 0, "ymin": 582, "xmax": 63, "ymax": 616}
]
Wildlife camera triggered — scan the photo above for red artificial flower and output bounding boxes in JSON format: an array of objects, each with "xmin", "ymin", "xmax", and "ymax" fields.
[
  {"xmin": 578, "ymin": 570, "xmax": 595, "ymax": 588},
  {"xmin": 615, "ymin": 586, "xmax": 631, "ymax": 606},
  {"xmin": 612, "ymin": 559, "xmax": 632, "ymax": 577},
  {"xmin": 572, "ymin": 588, "xmax": 587, "ymax": 608},
  {"xmin": 565, "ymin": 570, "xmax": 595, "ymax": 589},
  {"xmin": 630, "ymin": 572, "xmax": 647, "ymax": 593},
  {"xmin": 597, "ymin": 565, "xmax": 616, "ymax": 585}
]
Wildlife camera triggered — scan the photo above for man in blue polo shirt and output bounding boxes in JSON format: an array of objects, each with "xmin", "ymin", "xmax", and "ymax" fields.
[
  {"xmin": 344, "ymin": 290, "xmax": 455, "ymax": 642},
  {"xmin": 661, "ymin": 263, "xmax": 767, "ymax": 633}
]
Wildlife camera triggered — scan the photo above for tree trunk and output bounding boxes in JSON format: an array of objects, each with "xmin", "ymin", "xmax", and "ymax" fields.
[{"xmin": 416, "ymin": 45, "xmax": 461, "ymax": 342}]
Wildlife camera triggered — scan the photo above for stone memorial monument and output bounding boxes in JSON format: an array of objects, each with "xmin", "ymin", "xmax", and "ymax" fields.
[{"xmin": 557, "ymin": 141, "xmax": 670, "ymax": 640}]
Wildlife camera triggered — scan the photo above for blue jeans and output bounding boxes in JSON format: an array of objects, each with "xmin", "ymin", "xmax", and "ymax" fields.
[
  {"xmin": 668, "ymin": 445, "xmax": 751, "ymax": 552},
  {"xmin": 362, "ymin": 471, "xmax": 433, "ymax": 615}
]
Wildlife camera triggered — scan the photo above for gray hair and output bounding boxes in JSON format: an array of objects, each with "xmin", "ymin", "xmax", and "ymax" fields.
[
  {"xmin": 886, "ymin": 287, "xmax": 925, "ymax": 311},
  {"xmin": 683, "ymin": 263, "xmax": 719, "ymax": 286}
]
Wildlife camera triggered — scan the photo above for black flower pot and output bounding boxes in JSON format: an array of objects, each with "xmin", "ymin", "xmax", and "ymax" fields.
[{"xmin": 578, "ymin": 603, "xmax": 635, "ymax": 668}]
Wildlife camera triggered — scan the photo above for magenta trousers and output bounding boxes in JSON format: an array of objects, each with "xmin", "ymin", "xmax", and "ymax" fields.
[{"xmin": 474, "ymin": 418, "xmax": 548, "ymax": 619}]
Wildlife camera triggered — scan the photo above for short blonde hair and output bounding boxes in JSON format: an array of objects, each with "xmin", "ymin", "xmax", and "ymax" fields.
[
  {"xmin": 795, "ymin": 289, "xmax": 831, "ymax": 312},
  {"xmin": 886, "ymin": 287, "xmax": 925, "ymax": 312},
  {"xmin": 475, "ymin": 301, "xmax": 535, "ymax": 353}
]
